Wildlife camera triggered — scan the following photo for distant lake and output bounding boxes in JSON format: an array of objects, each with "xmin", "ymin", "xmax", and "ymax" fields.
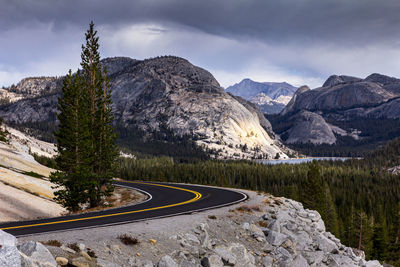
[{"xmin": 257, "ymin": 157, "xmax": 354, "ymax": 165}]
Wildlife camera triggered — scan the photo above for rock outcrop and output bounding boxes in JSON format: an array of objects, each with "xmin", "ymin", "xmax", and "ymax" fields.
[
  {"xmin": 281, "ymin": 74, "xmax": 400, "ymax": 115},
  {"xmin": 274, "ymin": 73, "xmax": 400, "ymax": 146},
  {"xmin": 284, "ymin": 111, "xmax": 337, "ymax": 145},
  {"xmin": 0, "ymin": 230, "xmax": 57, "ymax": 267},
  {"xmin": 0, "ymin": 56, "xmax": 290, "ymax": 159},
  {"xmin": 226, "ymin": 79, "xmax": 297, "ymax": 114}
]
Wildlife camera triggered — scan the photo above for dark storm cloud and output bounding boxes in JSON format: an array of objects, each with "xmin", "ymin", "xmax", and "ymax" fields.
[
  {"xmin": 1, "ymin": 0, "xmax": 400, "ymax": 88},
  {"xmin": 1, "ymin": 0, "xmax": 400, "ymax": 45}
]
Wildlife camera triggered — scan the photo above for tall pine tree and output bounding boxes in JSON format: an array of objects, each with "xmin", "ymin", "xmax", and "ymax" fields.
[{"xmin": 51, "ymin": 22, "xmax": 118, "ymax": 211}]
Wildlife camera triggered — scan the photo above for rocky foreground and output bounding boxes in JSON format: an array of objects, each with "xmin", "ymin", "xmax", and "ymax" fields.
[{"xmin": 0, "ymin": 192, "xmax": 383, "ymax": 267}]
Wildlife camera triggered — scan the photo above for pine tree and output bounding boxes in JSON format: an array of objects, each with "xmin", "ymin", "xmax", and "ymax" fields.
[
  {"xmin": 323, "ymin": 182, "xmax": 339, "ymax": 235},
  {"xmin": 302, "ymin": 161, "xmax": 325, "ymax": 212},
  {"xmin": 50, "ymin": 71, "xmax": 92, "ymax": 211},
  {"xmin": 50, "ymin": 22, "xmax": 118, "ymax": 210},
  {"xmin": 80, "ymin": 21, "xmax": 118, "ymax": 207},
  {"xmin": 354, "ymin": 210, "xmax": 373, "ymax": 257},
  {"xmin": 372, "ymin": 206, "xmax": 389, "ymax": 260}
]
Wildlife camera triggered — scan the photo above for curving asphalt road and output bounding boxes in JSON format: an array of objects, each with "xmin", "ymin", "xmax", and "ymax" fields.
[{"xmin": 0, "ymin": 181, "xmax": 247, "ymax": 237}]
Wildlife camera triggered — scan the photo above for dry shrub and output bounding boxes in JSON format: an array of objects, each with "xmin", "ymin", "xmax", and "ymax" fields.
[
  {"xmin": 67, "ymin": 243, "xmax": 80, "ymax": 252},
  {"xmin": 273, "ymin": 198, "xmax": 283, "ymax": 206},
  {"xmin": 263, "ymin": 198, "xmax": 273, "ymax": 205},
  {"xmin": 257, "ymin": 221, "xmax": 269, "ymax": 228},
  {"xmin": 249, "ymin": 205, "xmax": 262, "ymax": 212},
  {"xmin": 87, "ymin": 248, "xmax": 97, "ymax": 258},
  {"xmin": 236, "ymin": 205, "xmax": 253, "ymax": 213},
  {"xmin": 41, "ymin": 240, "xmax": 62, "ymax": 247},
  {"xmin": 118, "ymin": 234, "xmax": 139, "ymax": 246}
]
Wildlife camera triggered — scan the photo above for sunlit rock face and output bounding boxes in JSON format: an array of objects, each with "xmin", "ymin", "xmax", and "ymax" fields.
[
  {"xmin": 0, "ymin": 56, "xmax": 291, "ymax": 159},
  {"xmin": 110, "ymin": 56, "xmax": 290, "ymax": 159}
]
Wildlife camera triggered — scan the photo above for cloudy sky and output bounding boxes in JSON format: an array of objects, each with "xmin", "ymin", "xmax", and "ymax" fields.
[{"xmin": 1, "ymin": 0, "xmax": 400, "ymax": 88}]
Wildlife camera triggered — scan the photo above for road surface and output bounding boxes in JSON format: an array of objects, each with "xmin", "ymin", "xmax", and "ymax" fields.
[{"xmin": 0, "ymin": 181, "xmax": 247, "ymax": 237}]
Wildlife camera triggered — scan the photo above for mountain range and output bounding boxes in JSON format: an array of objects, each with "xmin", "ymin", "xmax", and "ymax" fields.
[
  {"xmin": 0, "ymin": 56, "xmax": 293, "ymax": 160},
  {"xmin": 268, "ymin": 74, "xmax": 400, "ymax": 156},
  {"xmin": 225, "ymin": 78, "xmax": 297, "ymax": 114}
]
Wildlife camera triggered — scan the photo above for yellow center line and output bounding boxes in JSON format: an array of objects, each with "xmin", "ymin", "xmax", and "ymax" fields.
[{"xmin": 1, "ymin": 182, "xmax": 202, "ymax": 231}]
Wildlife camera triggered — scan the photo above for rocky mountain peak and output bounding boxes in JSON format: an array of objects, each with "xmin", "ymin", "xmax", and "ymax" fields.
[
  {"xmin": 364, "ymin": 73, "xmax": 400, "ymax": 85},
  {"xmin": 225, "ymin": 78, "xmax": 297, "ymax": 114},
  {"xmin": 294, "ymin": 85, "xmax": 310, "ymax": 95},
  {"xmin": 322, "ymin": 75, "xmax": 362, "ymax": 87},
  {"xmin": 280, "ymin": 85, "xmax": 310, "ymax": 116},
  {"xmin": 100, "ymin": 57, "xmax": 138, "ymax": 76},
  {"xmin": 11, "ymin": 77, "xmax": 60, "ymax": 97},
  {"xmin": 322, "ymin": 75, "xmax": 342, "ymax": 87}
]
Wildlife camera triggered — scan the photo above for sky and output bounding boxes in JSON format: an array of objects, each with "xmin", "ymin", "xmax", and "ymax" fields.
[{"xmin": 1, "ymin": 0, "xmax": 400, "ymax": 89}]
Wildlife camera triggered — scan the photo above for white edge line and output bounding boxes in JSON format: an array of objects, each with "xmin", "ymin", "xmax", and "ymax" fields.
[{"xmin": 15, "ymin": 183, "xmax": 248, "ymax": 238}]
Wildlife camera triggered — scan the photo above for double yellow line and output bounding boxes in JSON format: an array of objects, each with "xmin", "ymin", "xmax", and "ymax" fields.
[{"xmin": 1, "ymin": 182, "xmax": 202, "ymax": 231}]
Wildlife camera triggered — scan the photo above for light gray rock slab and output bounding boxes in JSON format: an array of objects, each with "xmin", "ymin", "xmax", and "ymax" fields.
[
  {"xmin": 365, "ymin": 260, "xmax": 383, "ymax": 267},
  {"xmin": 292, "ymin": 255, "xmax": 310, "ymax": 267},
  {"xmin": 17, "ymin": 241, "xmax": 57, "ymax": 267},
  {"xmin": 158, "ymin": 255, "xmax": 178, "ymax": 267},
  {"xmin": 0, "ymin": 230, "xmax": 17, "ymax": 247},
  {"xmin": 185, "ymin": 233, "xmax": 200, "ymax": 245},
  {"xmin": 316, "ymin": 234, "xmax": 338, "ymax": 253},
  {"xmin": 265, "ymin": 230, "xmax": 288, "ymax": 246},
  {"xmin": 0, "ymin": 245, "xmax": 21, "ymax": 267},
  {"xmin": 250, "ymin": 223, "xmax": 265, "ymax": 238},
  {"xmin": 302, "ymin": 251, "xmax": 325, "ymax": 265},
  {"xmin": 200, "ymin": 255, "xmax": 223, "ymax": 267},
  {"xmin": 229, "ymin": 243, "xmax": 256, "ymax": 267},
  {"xmin": 214, "ymin": 246, "xmax": 236, "ymax": 265},
  {"xmin": 268, "ymin": 220, "xmax": 281, "ymax": 233},
  {"xmin": 328, "ymin": 254, "xmax": 358, "ymax": 267},
  {"xmin": 262, "ymin": 256, "xmax": 274, "ymax": 267}
]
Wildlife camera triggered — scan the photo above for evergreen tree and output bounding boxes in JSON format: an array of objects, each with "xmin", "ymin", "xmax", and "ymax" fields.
[
  {"xmin": 323, "ymin": 182, "xmax": 339, "ymax": 235},
  {"xmin": 372, "ymin": 206, "xmax": 389, "ymax": 260},
  {"xmin": 50, "ymin": 71, "xmax": 92, "ymax": 211},
  {"xmin": 50, "ymin": 22, "xmax": 118, "ymax": 210},
  {"xmin": 0, "ymin": 117, "xmax": 8, "ymax": 142},
  {"xmin": 301, "ymin": 161, "xmax": 325, "ymax": 212},
  {"xmin": 80, "ymin": 21, "xmax": 118, "ymax": 207}
]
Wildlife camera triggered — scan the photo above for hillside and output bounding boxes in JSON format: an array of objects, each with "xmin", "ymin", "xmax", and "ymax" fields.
[
  {"xmin": 268, "ymin": 74, "xmax": 400, "ymax": 156},
  {"xmin": 0, "ymin": 56, "xmax": 293, "ymax": 160},
  {"xmin": 226, "ymin": 78, "xmax": 297, "ymax": 114},
  {"xmin": 0, "ymin": 125, "xmax": 64, "ymax": 222}
]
